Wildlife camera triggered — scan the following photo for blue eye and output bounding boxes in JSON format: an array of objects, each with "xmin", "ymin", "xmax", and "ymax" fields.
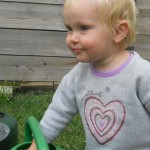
[{"xmin": 80, "ymin": 25, "xmax": 89, "ymax": 31}]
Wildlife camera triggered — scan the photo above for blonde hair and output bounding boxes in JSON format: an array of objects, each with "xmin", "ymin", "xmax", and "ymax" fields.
[{"xmin": 64, "ymin": 0, "xmax": 138, "ymax": 48}]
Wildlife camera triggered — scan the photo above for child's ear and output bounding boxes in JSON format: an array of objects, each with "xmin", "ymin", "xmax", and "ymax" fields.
[{"xmin": 113, "ymin": 21, "xmax": 129, "ymax": 43}]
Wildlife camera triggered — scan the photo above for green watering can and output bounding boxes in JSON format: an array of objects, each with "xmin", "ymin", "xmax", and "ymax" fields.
[{"xmin": 11, "ymin": 116, "xmax": 63, "ymax": 150}]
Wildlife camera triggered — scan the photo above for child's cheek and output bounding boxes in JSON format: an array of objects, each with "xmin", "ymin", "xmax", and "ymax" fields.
[
  {"xmin": 82, "ymin": 38, "xmax": 95, "ymax": 49},
  {"xmin": 82, "ymin": 38, "xmax": 102, "ymax": 56},
  {"xmin": 66, "ymin": 36, "xmax": 71, "ymax": 49}
]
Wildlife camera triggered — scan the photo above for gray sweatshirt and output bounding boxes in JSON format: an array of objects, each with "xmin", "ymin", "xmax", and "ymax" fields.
[{"xmin": 40, "ymin": 51, "xmax": 150, "ymax": 150}]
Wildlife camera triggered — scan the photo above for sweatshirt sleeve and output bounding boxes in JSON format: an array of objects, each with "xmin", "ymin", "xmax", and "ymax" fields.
[
  {"xmin": 39, "ymin": 75, "xmax": 78, "ymax": 143},
  {"xmin": 136, "ymin": 62, "xmax": 150, "ymax": 114}
]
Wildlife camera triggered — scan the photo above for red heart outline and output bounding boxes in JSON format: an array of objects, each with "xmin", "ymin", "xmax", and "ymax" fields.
[{"xmin": 84, "ymin": 96, "xmax": 126, "ymax": 144}]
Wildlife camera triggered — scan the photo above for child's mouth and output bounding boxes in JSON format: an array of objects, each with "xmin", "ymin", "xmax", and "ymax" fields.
[{"xmin": 73, "ymin": 48, "xmax": 83, "ymax": 53}]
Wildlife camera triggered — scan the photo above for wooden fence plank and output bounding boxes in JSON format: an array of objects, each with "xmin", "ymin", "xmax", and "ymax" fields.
[
  {"xmin": 0, "ymin": 1, "xmax": 63, "ymax": 19},
  {"xmin": 0, "ymin": 68, "xmax": 70, "ymax": 81},
  {"xmin": 136, "ymin": 34, "xmax": 150, "ymax": 46},
  {"xmin": 135, "ymin": 34, "xmax": 150, "ymax": 60},
  {"xmin": 0, "ymin": 29, "xmax": 73, "ymax": 57},
  {"xmin": 0, "ymin": 19, "xmax": 66, "ymax": 31},
  {"xmin": 136, "ymin": 0, "xmax": 150, "ymax": 9},
  {"xmin": 138, "ymin": 9, "xmax": 150, "ymax": 18},
  {"xmin": 137, "ymin": 18, "xmax": 150, "ymax": 35},
  {"xmin": 132, "ymin": 0, "xmax": 150, "ymax": 61},
  {"xmin": 0, "ymin": 1, "xmax": 66, "ymax": 31},
  {"xmin": 0, "ymin": 0, "xmax": 64, "ymax": 4},
  {"xmin": 136, "ymin": 49, "xmax": 150, "ymax": 61},
  {"xmin": 0, "ymin": 55, "xmax": 77, "ymax": 81},
  {"xmin": 0, "ymin": 55, "xmax": 77, "ymax": 69}
]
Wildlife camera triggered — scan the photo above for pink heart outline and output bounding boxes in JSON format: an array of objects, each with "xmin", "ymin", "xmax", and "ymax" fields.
[
  {"xmin": 95, "ymin": 115, "xmax": 109, "ymax": 131},
  {"xmin": 84, "ymin": 96, "xmax": 126, "ymax": 145},
  {"xmin": 91, "ymin": 109, "xmax": 115, "ymax": 137}
]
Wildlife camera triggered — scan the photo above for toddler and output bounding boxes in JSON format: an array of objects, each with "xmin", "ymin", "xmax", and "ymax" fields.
[{"xmin": 29, "ymin": 0, "xmax": 150, "ymax": 149}]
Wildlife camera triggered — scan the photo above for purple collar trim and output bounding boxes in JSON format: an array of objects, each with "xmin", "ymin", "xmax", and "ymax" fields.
[{"xmin": 90, "ymin": 52, "xmax": 133, "ymax": 77}]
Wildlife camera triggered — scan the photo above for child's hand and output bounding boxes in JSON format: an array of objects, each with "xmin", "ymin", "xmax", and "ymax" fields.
[{"xmin": 27, "ymin": 140, "xmax": 37, "ymax": 150}]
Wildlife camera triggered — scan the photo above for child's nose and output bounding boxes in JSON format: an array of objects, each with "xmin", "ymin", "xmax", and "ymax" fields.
[{"xmin": 70, "ymin": 32, "xmax": 79, "ymax": 43}]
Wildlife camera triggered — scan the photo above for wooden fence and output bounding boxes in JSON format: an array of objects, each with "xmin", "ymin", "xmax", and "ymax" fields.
[
  {"xmin": 0, "ymin": 0, "xmax": 149, "ymax": 85},
  {"xmin": 136, "ymin": 0, "xmax": 150, "ymax": 60}
]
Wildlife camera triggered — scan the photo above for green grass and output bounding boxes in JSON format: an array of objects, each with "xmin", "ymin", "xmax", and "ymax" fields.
[{"xmin": 0, "ymin": 91, "xmax": 85, "ymax": 149}]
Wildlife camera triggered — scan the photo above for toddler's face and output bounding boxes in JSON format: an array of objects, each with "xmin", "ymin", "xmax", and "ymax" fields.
[{"xmin": 63, "ymin": 0, "xmax": 115, "ymax": 63}]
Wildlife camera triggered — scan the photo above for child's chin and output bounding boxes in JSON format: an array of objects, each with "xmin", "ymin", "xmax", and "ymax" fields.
[{"xmin": 76, "ymin": 57, "xmax": 91, "ymax": 63}]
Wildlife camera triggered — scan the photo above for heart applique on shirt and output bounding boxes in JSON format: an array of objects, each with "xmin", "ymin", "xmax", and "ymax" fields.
[{"xmin": 84, "ymin": 96, "xmax": 126, "ymax": 144}]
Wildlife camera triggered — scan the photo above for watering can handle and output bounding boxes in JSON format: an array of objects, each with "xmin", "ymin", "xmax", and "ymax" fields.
[{"xmin": 24, "ymin": 116, "xmax": 49, "ymax": 150}]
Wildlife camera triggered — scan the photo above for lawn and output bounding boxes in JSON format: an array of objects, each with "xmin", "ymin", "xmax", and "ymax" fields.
[{"xmin": 0, "ymin": 90, "xmax": 85, "ymax": 150}]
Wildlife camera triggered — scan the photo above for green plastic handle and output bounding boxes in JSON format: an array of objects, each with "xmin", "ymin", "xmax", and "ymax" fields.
[
  {"xmin": 11, "ymin": 116, "xmax": 63, "ymax": 150},
  {"xmin": 24, "ymin": 116, "xmax": 50, "ymax": 150}
]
